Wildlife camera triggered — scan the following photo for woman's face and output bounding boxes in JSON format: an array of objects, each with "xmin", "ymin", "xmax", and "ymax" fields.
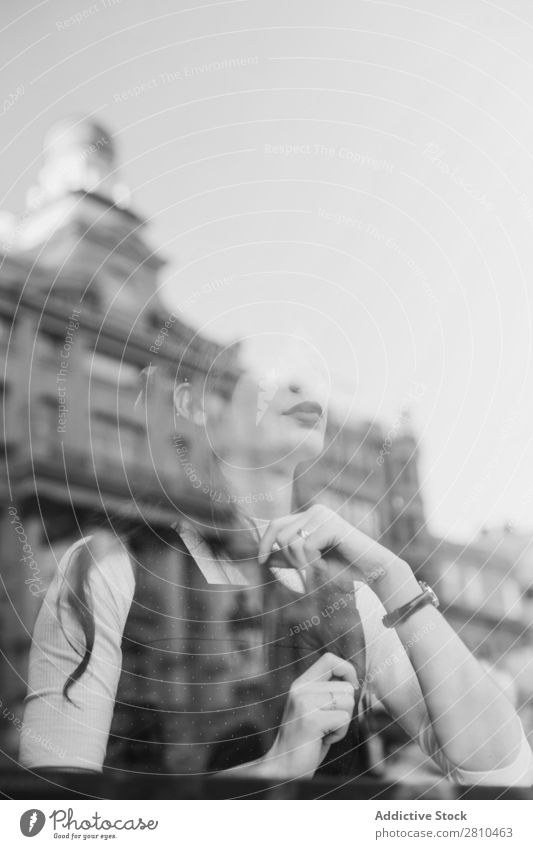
[{"xmin": 210, "ymin": 335, "xmax": 330, "ymax": 470}]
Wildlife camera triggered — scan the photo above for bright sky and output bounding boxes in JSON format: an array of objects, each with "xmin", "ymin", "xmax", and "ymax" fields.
[{"xmin": 2, "ymin": 0, "xmax": 533, "ymax": 541}]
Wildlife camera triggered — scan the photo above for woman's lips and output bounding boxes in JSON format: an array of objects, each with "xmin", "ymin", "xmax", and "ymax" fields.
[{"xmin": 282, "ymin": 401, "xmax": 324, "ymax": 426}]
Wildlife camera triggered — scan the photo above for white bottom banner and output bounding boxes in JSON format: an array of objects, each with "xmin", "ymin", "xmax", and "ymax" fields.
[{"xmin": 1, "ymin": 800, "xmax": 532, "ymax": 848}]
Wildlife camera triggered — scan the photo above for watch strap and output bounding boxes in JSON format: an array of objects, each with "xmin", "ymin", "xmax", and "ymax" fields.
[{"xmin": 382, "ymin": 581, "xmax": 439, "ymax": 628}]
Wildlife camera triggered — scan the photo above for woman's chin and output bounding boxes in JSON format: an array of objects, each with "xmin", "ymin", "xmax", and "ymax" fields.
[{"xmin": 275, "ymin": 431, "xmax": 325, "ymax": 466}]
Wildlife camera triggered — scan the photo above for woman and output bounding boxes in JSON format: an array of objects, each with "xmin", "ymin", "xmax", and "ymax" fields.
[{"xmin": 19, "ymin": 334, "xmax": 533, "ymax": 785}]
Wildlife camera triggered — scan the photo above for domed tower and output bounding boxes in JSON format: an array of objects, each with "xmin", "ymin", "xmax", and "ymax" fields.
[
  {"xmin": 28, "ymin": 115, "xmax": 129, "ymax": 208},
  {"xmin": 2, "ymin": 114, "xmax": 164, "ymax": 328}
]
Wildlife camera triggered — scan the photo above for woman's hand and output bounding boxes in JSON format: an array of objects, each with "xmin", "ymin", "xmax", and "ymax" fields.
[
  {"xmin": 263, "ymin": 653, "xmax": 358, "ymax": 780},
  {"xmin": 258, "ymin": 503, "xmax": 404, "ymax": 587}
]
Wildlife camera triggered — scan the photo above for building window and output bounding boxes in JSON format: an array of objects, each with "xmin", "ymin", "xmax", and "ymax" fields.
[
  {"xmin": 0, "ymin": 316, "xmax": 12, "ymax": 350},
  {"xmin": 118, "ymin": 419, "xmax": 146, "ymax": 464},
  {"xmin": 32, "ymin": 396, "xmax": 59, "ymax": 444},
  {"xmin": 90, "ymin": 413, "xmax": 119, "ymax": 464},
  {"xmin": 38, "ymin": 332, "xmax": 65, "ymax": 362},
  {"xmin": 86, "ymin": 352, "xmax": 139, "ymax": 387},
  {"xmin": 90, "ymin": 412, "xmax": 144, "ymax": 466}
]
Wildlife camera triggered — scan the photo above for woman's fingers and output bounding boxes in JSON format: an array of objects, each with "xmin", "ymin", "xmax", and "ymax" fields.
[
  {"xmin": 309, "ymin": 689, "xmax": 356, "ymax": 716},
  {"xmin": 315, "ymin": 710, "xmax": 353, "ymax": 746},
  {"xmin": 308, "ymin": 679, "xmax": 356, "ymax": 694},
  {"xmin": 269, "ymin": 520, "xmax": 308, "ymax": 570},
  {"xmin": 294, "ymin": 681, "xmax": 356, "ymax": 723},
  {"xmin": 277, "ymin": 524, "xmax": 325, "ymax": 571},
  {"xmin": 258, "ymin": 515, "xmax": 301, "ymax": 564},
  {"xmin": 257, "ymin": 515, "xmax": 325, "ymax": 573},
  {"xmin": 258, "ymin": 504, "xmax": 402, "ymax": 584},
  {"xmin": 257, "ymin": 508, "xmax": 342, "ymax": 571},
  {"xmin": 297, "ymin": 652, "xmax": 358, "ymax": 688}
]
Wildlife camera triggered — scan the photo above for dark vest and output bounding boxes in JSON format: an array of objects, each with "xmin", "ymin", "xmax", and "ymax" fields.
[{"xmin": 106, "ymin": 530, "xmax": 368, "ymax": 778}]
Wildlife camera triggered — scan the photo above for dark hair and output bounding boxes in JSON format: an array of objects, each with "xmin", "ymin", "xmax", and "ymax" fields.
[{"xmin": 58, "ymin": 531, "xmax": 123, "ymax": 702}]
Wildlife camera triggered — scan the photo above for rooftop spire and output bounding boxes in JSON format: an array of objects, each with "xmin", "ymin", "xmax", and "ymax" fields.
[{"xmin": 27, "ymin": 114, "xmax": 130, "ymax": 209}]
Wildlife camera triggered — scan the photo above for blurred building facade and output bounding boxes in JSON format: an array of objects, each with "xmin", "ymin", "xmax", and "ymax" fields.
[
  {"xmin": 0, "ymin": 116, "xmax": 239, "ymax": 771},
  {"xmin": 1, "ymin": 117, "xmax": 531, "ymax": 778}
]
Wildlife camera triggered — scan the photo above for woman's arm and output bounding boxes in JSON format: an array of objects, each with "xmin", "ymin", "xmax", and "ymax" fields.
[
  {"xmin": 19, "ymin": 534, "xmax": 135, "ymax": 772},
  {"xmin": 258, "ymin": 505, "xmax": 532, "ymax": 779},
  {"xmin": 356, "ymin": 582, "xmax": 533, "ymax": 784},
  {"xmin": 366, "ymin": 560, "xmax": 525, "ymax": 774}
]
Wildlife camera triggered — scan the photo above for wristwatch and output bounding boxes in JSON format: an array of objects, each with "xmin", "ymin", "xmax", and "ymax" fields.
[{"xmin": 382, "ymin": 581, "xmax": 440, "ymax": 628}]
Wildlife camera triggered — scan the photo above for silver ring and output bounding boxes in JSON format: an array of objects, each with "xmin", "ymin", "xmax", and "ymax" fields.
[
  {"xmin": 297, "ymin": 528, "xmax": 311, "ymax": 540},
  {"xmin": 329, "ymin": 692, "xmax": 337, "ymax": 710}
]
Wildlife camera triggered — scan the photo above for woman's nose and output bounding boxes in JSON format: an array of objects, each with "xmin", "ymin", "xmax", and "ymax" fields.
[{"xmin": 287, "ymin": 373, "xmax": 318, "ymax": 397}]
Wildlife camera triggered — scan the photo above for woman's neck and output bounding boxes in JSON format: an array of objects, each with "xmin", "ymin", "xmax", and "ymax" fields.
[{"xmin": 220, "ymin": 462, "xmax": 295, "ymax": 521}]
